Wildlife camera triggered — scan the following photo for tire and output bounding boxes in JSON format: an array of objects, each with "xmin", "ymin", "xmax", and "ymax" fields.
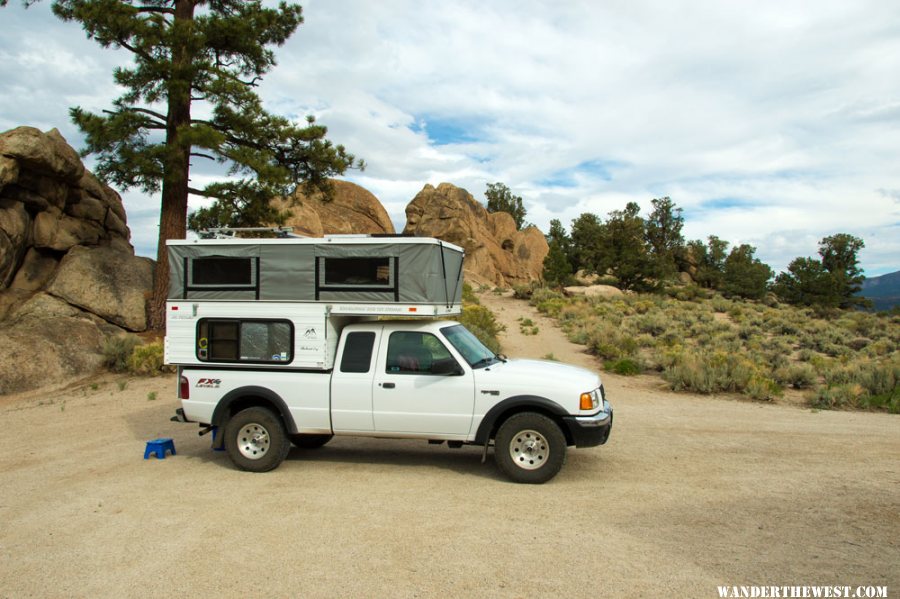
[
  {"xmin": 289, "ymin": 433, "xmax": 333, "ymax": 450},
  {"xmin": 224, "ymin": 407, "xmax": 291, "ymax": 473},
  {"xmin": 494, "ymin": 412, "xmax": 566, "ymax": 484}
]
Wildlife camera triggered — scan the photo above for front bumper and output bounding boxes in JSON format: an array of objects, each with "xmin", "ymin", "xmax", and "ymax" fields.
[{"xmin": 561, "ymin": 399, "xmax": 613, "ymax": 447}]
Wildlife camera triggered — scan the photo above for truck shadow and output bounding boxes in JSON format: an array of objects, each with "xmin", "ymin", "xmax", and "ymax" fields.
[
  {"xmin": 124, "ymin": 404, "xmax": 506, "ymax": 481},
  {"xmin": 286, "ymin": 437, "xmax": 505, "ymax": 481}
]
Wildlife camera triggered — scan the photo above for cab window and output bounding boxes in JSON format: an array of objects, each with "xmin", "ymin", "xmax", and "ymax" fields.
[{"xmin": 385, "ymin": 331, "xmax": 459, "ymax": 375}]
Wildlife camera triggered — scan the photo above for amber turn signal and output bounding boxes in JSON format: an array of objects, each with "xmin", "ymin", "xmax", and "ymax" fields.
[{"xmin": 580, "ymin": 392, "xmax": 594, "ymax": 410}]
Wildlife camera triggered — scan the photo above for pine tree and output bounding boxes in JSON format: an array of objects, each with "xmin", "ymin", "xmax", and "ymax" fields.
[
  {"xmin": 688, "ymin": 235, "xmax": 729, "ymax": 289},
  {"xmin": 819, "ymin": 234, "xmax": 867, "ymax": 308},
  {"xmin": 645, "ymin": 196, "xmax": 684, "ymax": 278},
  {"xmin": 569, "ymin": 212, "xmax": 604, "ymax": 274},
  {"xmin": 598, "ymin": 202, "xmax": 656, "ymax": 291},
  {"xmin": 774, "ymin": 234, "xmax": 869, "ymax": 309},
  {"xmin": 720, "ymin": 244, "xmax": 772, "ymax": 300},
  {"xmin": 8, "ymin": 1, "xmax": 362, "ymax": 329},
  {"xmin": 542, "ymin": 240, "xmax": 572, "ymax": 287},
  {"xmin": 484, "ymin": 182, "xmax": 527, "ymax": 230},
  {"xmin": 773, "ymin": 257, "xmax": 837, "ymax": 307},
  {"xmin": 546, "ymin": 218, "xmax": 575, "ymax": 272}
]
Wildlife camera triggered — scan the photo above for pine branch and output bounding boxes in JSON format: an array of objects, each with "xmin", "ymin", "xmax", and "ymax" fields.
[
  {"xmin": 187, "ymin": 186, "xmax": 216, "ymax": 198},
  {"xmin": 190, "ymin": 152, "xmax": 216, "ymax": 161},
  {"xmin": 134, "ymin": 5, "xmax": 175, "ymax": 14},
  {"xmin": 106, "ymin": 106, "xmax": 167, "ymax": 125},
  {"xmin": 116, "ymin": 37, "xmax": 155, "ymax": 63}
]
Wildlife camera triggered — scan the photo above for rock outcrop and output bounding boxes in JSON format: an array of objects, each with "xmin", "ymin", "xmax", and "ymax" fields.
[
  {"xmin": 271, "ymin": 179, "xmax": 395, "ymax": 236},
  {"xmin": 0, "ymin": 126, "xmax": 152, "ymax": 394},
  {"xmin": 403, "ymin": 183, "xmax": 548, "ymax": 286},
  {"xmin": 564, "ymin": 284, "xmax": 625, "ymax": 299},
  {"xmin": 47, "ymin": 246, "xmax": 153, "ymax": 331}
]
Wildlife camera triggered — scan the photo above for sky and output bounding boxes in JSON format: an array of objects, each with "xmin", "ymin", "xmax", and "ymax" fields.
[{"xmin": 1, "ymin": 0, "xmax": 898, "ymax": 276}]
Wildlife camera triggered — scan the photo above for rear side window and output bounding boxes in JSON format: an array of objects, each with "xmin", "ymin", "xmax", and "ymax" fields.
[
  {"xmin": 340, "ymin": 332, "xmax": 376, "ymax": 373},
  {"xmin": 197, "ymin": 319, "xmax": 293, "ymax": 363}
]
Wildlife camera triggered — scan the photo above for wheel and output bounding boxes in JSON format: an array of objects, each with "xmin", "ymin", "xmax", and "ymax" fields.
[
  {"xmin": 289, "ymin": 433, "xmax": 333, "ymax": 449},
  {"xmin": 494, "ymin": 412, "xmax": 566, "ymax": 484},
  {"xmin": 224, "ymin": 407, "xmax": 291, "ymax": 472}
]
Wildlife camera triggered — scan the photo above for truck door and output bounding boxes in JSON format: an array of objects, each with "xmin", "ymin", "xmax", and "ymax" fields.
[
  {"xmin": 371, "ymin": 330, "xmax": 475, "ymax": 435},
  {"xmin": 331, "ymin": 328, "xmax": 381, "ymax": 432}
]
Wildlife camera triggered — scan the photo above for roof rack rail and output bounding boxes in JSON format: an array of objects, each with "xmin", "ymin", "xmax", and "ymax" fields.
[{"xmin": 199, "ymin": 226, "xmax": 302, "ymax": 239}]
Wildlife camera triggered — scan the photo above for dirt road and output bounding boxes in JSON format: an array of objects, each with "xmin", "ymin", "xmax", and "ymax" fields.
[{"xmin": 1, "ymin": 293, "xmax": 897, "ymax": 597}]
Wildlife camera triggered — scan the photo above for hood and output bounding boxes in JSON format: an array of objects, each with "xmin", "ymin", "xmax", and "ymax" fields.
[{"xmin": 475, "ymin": 358, "xmax": 601, "ymax": 404}]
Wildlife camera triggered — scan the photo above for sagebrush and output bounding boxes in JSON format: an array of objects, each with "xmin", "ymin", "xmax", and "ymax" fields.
[{"xmin": 531, "ymin": 288, "xmax": 899, "ymax": 411}]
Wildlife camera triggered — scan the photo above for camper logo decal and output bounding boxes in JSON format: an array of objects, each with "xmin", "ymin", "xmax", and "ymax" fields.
[
  {"xmin": 304, "ymin": 328, "xmax": 318, "ymax": 339},
  {"xmin": 195, "ymin": 378, "xmax": 221, "ymax": 388}
]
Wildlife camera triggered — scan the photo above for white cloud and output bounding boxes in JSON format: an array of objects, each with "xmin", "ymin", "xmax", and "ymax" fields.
[{"xmin": 1, "ymin": 0, "xmax": 898, "ymax": 275}]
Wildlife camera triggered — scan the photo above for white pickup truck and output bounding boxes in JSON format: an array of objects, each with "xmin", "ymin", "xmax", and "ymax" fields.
[
  {"xmin": 173, "ymin": 318, "xmax": 612, "ymax": 483},
  {"xmin": 166, "ymin": 233, "xmax": 612, "ymax": 483}
]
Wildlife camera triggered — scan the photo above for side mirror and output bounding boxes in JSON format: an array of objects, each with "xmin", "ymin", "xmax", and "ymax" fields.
[{"xmin": 432, "ymin": 359, "xmax": 464, "ymax": 376}]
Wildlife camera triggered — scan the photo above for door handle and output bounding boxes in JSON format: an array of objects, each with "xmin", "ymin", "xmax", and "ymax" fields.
[{"xmin": 381, "ymin": 382, "xmax": 395, "ymax": 389}]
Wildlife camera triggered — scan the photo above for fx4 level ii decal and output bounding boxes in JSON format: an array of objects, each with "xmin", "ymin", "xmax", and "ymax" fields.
[{"xmin": 196, "ymin": 378, "xmax": 221, "ymax": 388}]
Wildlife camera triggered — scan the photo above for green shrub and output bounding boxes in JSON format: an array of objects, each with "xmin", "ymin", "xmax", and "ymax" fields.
[
  {"xmin": 532, "ymin": 292, "xmax": 568, "ymax": 317},
  {"xmin": 745, "ymin": 375, "xmax": 782, "ymax": 400},
  {"xmin": 867, "ymin": 339, "xmax": 895, "ymax": 356},
  {"xmin": 462, "ymin": 283, "xmax": 478, "ymax": 304},
  {"xmin": 605, "ymin": 357, "xmax": 643, "ymax": 376},
  {"xmin": 859, "ymin": 389, "xmax": 900, "ymax": 413},
  {"xmin": 458, "ymin": 304, "xmax": 505, "ymax": 353},
  {"xmin": 809, "ymin": 384, "xmax": 865, "ymax": 410},
  {"xmin": 662, "ymin": 350, "xmax": 755, "ymax": 394},
  {"xmin": 775, "ymin": 363, "xmax": 817, "ymax": 389},
  {"xmin": 847, "ymin": 337, "xmax": 871, "ymax": 351},
  {"xmin": 512, "ymin": 282, "xmax": 540, "ymax": 299},
  {"xmin": 594, "ymin": 342, "xmax": 621, "ymax": 361},
  {"xmin": 667, "ymin": 285, "xmax": 708, "ymax": 302},
  {"xmin": 102, "ymin": 335, "xmax": 140, "ymax": 373},
  {"xmin": 127, "ymin": 342, "xmax": 170, "ymax": 376},
  {"xmin": 636, "ymin": 313, "xmax": 668, "ymax": 336},
  {"xmin": 796, "ymin": 348, "xmax": 815, "ymax": 362},
  {"xmin": 710, "ymin": 296, "xmax": 732, "ymax": 313}
]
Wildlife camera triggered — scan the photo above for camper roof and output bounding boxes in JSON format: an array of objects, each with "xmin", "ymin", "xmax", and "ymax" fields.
[
  {"xmin": 166, "ymin": 234, "xmax": 465, "ymax": 308},
  {"xmin": 168, "ymin": 234, "xmax": 464, "ymax": 253}
]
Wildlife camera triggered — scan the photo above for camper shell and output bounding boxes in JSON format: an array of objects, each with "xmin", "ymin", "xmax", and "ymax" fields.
[{"xmin": 164, "ymin": 234, "xmax": 465, "ymax": 371}]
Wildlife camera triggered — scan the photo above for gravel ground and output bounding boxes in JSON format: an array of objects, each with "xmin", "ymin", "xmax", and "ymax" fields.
[{"xmin": 0, "ymin": 293, "xmax": 897, "ymax": 598}]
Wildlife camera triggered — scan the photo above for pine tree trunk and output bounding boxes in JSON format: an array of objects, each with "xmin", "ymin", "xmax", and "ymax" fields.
[{"xmin": 148, "ymin": 0, "xmax": 196, "ymax": 331}]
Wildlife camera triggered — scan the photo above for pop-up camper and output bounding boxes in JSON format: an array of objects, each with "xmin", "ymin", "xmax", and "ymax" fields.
[{"xmin": 164, "ymin": 233, "xmax": 465, "ymax": 370}]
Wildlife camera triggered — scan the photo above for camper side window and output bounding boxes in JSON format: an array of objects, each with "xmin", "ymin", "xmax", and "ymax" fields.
[
  {"xmin": 197, "ymin": 319, "xmax": 293, "ymax": 363},
  {"xmin": 190, "ymin": 257, "xmax": 255, "ymax": 287},
  {"xmin": 322, "ymin": 257, "xmax": 392, "ymax": 287}
]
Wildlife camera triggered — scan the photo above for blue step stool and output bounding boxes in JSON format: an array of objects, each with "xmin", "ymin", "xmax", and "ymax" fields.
[{"xmin": 144, "ymin": 438, "xmax": 176, "ymax": 460}]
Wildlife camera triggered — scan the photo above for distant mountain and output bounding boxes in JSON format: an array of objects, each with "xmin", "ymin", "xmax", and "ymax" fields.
[{"xmin": 860, "ymin": 270, "xmax": 900, "ymax": 311}]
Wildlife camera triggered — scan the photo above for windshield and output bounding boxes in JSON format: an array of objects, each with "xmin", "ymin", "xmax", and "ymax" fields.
[{"xmin": 441, "ymin": 324, "xmax": 498, "ymax": 368}]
